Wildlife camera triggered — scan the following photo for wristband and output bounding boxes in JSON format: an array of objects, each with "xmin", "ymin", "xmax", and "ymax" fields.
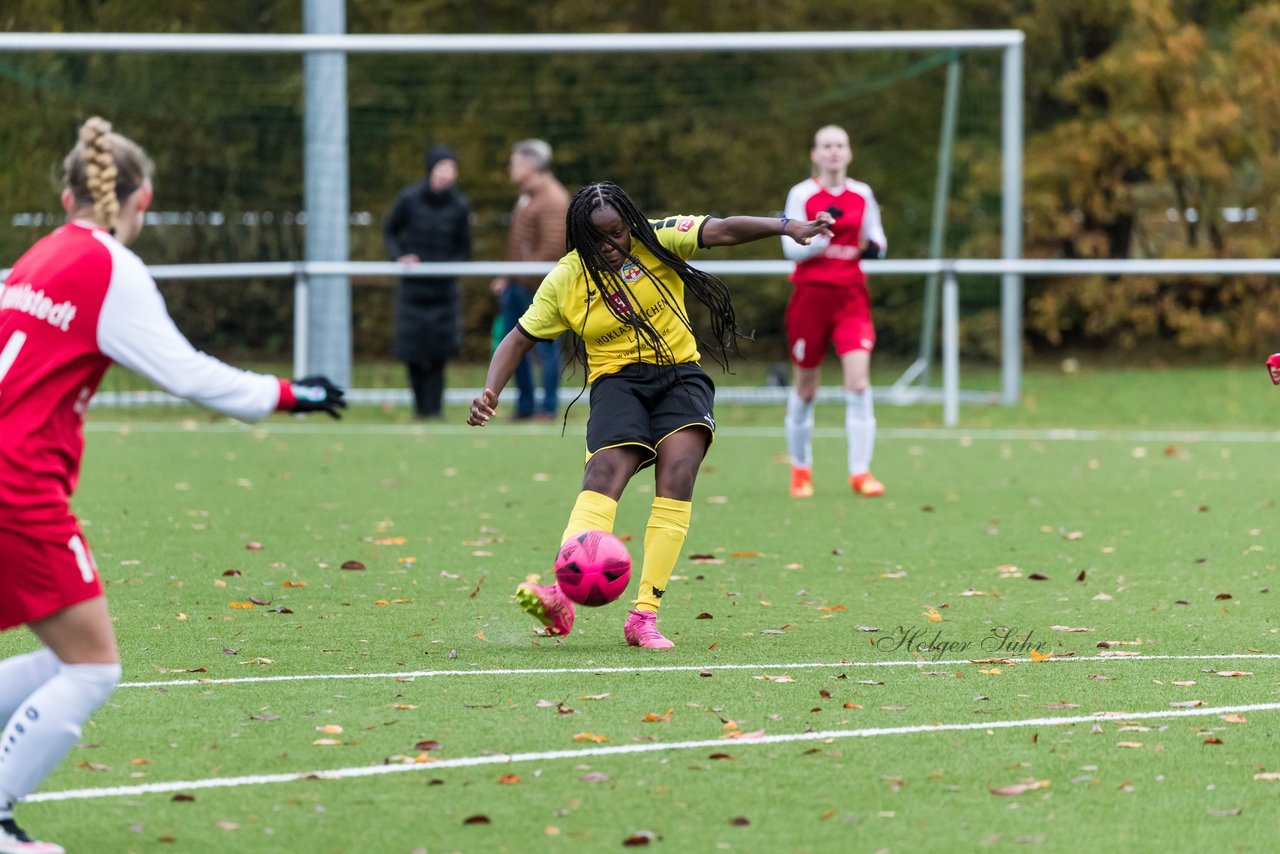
[
  {"xmin": 276, "ymin": 377, "xmax": 297, "ymax": 412},
  {"xmin": 779, "ymin": 216, "xmax": 790, "ymax": 235}
]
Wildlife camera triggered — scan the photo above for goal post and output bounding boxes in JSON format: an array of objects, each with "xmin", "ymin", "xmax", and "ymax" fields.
[{"xmin": 0, "ymin": 26, "xmax": 1026, "ymax": 404}]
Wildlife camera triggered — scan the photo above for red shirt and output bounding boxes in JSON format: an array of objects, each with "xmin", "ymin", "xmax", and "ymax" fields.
[
  {"xmin": 782, "ymin": 178, "xmax": 886, "ymax": 290},
  {"xmin": 0, "ymin": 222, "xmax": 285, "ymax": 537}
]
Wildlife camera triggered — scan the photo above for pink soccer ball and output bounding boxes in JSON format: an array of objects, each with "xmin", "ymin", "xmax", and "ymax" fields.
[{"xmin": 554, "ymin": 530, "xmax": 632, "ymax": 607}]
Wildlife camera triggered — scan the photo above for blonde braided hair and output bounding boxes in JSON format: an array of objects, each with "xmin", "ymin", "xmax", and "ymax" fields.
[{"xmin": 63, "ymin": 116, "xmax": 153, "ymax": 233}]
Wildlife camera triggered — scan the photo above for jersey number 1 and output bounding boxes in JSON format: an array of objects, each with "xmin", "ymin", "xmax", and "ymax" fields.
[{"xmin": 0, "ymin": 330, "xmax": 27, "ymax": 388}]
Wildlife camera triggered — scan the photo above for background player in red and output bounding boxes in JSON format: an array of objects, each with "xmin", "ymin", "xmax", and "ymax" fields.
[
  {"xmin": 781, "ymin": 124, "xmax": 888, "ymax": 498},
  {"xmin": 468, "ymin": 182, "xmax": 832, "ymax": 648},
  {"xmin": 0, "ymin": 117, "xmax": 345, "ymax": 854},
  {"xmin": 1267, "ymin": 353, "xmax": 1280, "ymax": 385}
]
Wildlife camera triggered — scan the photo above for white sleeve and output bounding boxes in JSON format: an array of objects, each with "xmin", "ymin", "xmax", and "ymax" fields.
[
  {"xmin": 859, "ymin": 184, "xmax": 887, "ymax": 254},
  {"xmin": 97, "ymin": 247, "xmax": 283, "ymax": 422},
  {"xmin": 781, "ymin": 182, "xmax": 830, "ymax": 263}
]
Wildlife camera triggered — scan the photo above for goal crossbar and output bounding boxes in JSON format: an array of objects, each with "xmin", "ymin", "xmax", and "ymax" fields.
[{"xmin": 0, "ymin": 31, "xmax": 1024, "ymax": 54}]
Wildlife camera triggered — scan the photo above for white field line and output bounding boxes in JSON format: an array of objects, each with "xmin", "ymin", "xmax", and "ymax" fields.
[
  {"xmin": 119, "ymin": 653, "xmax": 1280, "ymax": 689},
  {"xmin": 83, "ymin": 422, "xmax": 1280, "ymax": 443},
  {"xmin": 28, "ymin": 701, "xmax": 1280, "ymax": 804}
]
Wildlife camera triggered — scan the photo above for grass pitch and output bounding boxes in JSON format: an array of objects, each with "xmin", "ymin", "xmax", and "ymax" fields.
[{"xmin": 5, "ymin": 363, "xmax": 1280, "ymax": 853}]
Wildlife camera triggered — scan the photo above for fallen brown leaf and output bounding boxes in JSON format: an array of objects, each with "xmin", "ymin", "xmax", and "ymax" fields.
[{"xmin": 990, "ymin": 780, "xmax": 1050, "ymax": 796}]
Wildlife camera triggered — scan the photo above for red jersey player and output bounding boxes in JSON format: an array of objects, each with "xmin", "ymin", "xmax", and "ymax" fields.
[
  {"xmin": 781, "ymin": 125, "xmax": 887, "ymax": 499},
  {"xmin": 0, "ymin": 117, "xmax": 345, "ymax": 854},
  {"xmin": 1267, "ymin": 353, "xmax": 1280, "ymax": 385}
]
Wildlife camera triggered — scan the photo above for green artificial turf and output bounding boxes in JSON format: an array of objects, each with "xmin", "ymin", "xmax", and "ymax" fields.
[{"xmin": 4, "ymin": 364, "xmax": 1279, "ymax": 853}]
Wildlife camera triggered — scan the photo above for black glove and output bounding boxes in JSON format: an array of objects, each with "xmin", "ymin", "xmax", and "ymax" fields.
[
  {"xmin": 861, "ymin": 242, "xmax": 883, "ymax": 261},
  {"xmin": 290, "ymin": 375, "xmax": 347, "ymax": 419}
]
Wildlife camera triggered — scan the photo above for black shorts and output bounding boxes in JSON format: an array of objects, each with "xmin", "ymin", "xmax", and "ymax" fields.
[{"xmin": 586, "ymin": 362, "xmax": 716, "ymax": 469}]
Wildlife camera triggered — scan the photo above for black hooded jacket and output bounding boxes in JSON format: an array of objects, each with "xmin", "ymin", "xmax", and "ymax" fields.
[{"xmin": 384, "ymin": 146, "xmax": 472, "ymax": 361}]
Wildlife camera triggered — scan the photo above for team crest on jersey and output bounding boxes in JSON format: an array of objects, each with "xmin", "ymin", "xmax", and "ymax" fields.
[
  {"xmin": 619, "ymin": 260, "xmax": 643, "ymax": 285},
  {"xmin": 677, "ymin": 217, "xmax": 695, "ymax": 232}
]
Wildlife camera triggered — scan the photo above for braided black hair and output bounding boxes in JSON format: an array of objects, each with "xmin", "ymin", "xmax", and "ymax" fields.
[{"xmin": 564, "ymin": 182, "xmax": 742, "ymax": 380}]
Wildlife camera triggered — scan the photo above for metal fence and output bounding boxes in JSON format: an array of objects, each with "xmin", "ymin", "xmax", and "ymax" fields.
[{"xmin": 7, "ymin": 257, "xmax": 1274, "ymax": 425}]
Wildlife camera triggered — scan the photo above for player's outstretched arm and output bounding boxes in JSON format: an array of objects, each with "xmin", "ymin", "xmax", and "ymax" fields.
[
  {"xmin": 282, "ymin": 375, "xmax": 347, "ymax": 418},
  {"xmin": 702, "ymin": 213, "xmax": 834, "ymax": 248},
  {"xmin": 468, "ymin": 328, "xmax": 537, "ymax": 426}
]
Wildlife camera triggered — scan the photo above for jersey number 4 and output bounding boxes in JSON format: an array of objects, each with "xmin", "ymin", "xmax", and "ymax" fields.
[{"xmin": 0, "ymin": 330, "xmax": 27, "ymax": 388}]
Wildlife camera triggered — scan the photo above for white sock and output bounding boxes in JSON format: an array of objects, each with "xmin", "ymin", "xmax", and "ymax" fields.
[
  {"xmin": 0, "ymin": 649, "xmax": 60, "ymax": 723},
  {"xmin": 0, "ymin": 662, "xmax": 120, "ymax": 814},
  {"xmin": 785, "ymin": 388, "xmax": 815, "ymax": 469},
  {"xmin": 845, "ymin": 388, "xmax": 877, "ymax": 475}
]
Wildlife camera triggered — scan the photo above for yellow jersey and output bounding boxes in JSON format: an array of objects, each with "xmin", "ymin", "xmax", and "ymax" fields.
[{"xmin": 517, "ymin": 215, "xmax": 708, "ymax": 383}]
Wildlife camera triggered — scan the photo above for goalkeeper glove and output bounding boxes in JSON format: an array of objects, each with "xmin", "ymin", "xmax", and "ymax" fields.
[
  {"xmin": 286, "ymin": 375, "xmax": 347, "ymax": 418},
  {"xmin": 861, "ymin": 242, "xmax": 884, "ymax": 261}
]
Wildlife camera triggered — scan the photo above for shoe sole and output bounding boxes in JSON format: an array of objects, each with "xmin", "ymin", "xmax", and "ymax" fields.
[
  {"xmin": 515, "ymin": 585, "xmax": 553, "ymax": 629},
  {"xmin": 516, "ymin": 586, "xmax": 568, "ymax": 636}
]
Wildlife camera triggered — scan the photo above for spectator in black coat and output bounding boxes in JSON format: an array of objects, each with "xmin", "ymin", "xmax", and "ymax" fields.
[{"xmin": 384, "ymin": 144, "xmax": 472, "ymax": 418}]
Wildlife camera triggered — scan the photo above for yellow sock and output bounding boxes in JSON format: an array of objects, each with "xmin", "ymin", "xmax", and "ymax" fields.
[
  {"xmin": 635, "ymin": 496, "xmax": 691, "ymax": 613},
  {"xmin": 560, "ymin": 490, "xmax": 618, "ymax": 545}
]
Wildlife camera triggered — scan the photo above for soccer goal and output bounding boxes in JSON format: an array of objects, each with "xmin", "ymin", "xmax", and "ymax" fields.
[{"xmin": 0, "ymin": 20, "xmax": 1025, "ymax": 409}]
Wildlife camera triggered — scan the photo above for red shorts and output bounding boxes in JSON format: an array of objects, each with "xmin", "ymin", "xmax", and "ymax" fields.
[
  {"xmin": 0, "ymin": 524, "xmax": 103, "ymax": 631},
  {"xmin": 785, "ymin": 284, "xmax": 875, "ymax": 369}
]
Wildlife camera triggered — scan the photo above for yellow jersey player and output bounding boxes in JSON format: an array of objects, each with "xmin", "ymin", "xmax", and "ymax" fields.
[{"xmin": 468, "ymin": 181, "xmax": 831, "ymax": 648}]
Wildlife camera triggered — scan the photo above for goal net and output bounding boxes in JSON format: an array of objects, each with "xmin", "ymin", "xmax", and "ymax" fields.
[{"xmin": 0, "ymin": 34, "xmax": 1017, "ymax": 405}]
